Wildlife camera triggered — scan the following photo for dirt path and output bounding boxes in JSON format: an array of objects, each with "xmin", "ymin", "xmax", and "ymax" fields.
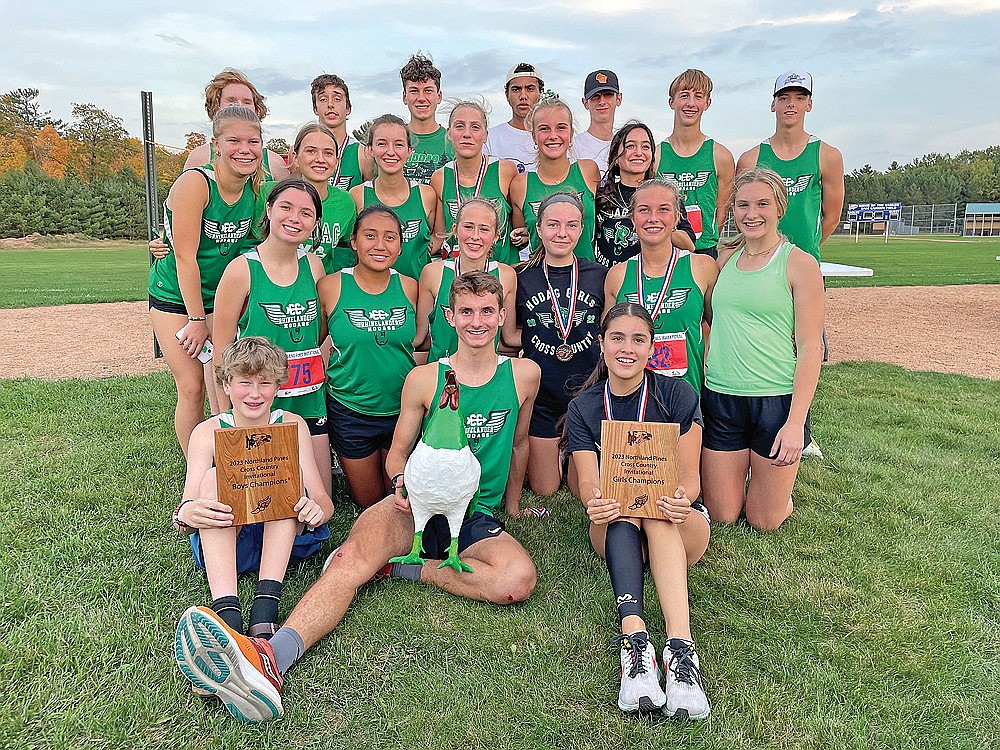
[{"xmin": 0, "ymin": 286, "xmax": 997, "ymax": 381}]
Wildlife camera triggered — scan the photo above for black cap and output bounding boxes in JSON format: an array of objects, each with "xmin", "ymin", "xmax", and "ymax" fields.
[{"xmin": 584, "ymin": 70, "xmax": 620, "ymax": 99}]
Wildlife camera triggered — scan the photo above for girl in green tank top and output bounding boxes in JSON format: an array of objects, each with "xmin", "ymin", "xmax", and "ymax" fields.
[
  {"xmin": 416, "ymin": 198, "xmax": 518, "ymax": 362},
  {"xmin": 212, "ymin": 178, "xmax": 334, "ymax": 495},
  {"xmin": 604, "ymin": 180, "xmax": 717, "ymax": 394},
  {"xmin": 429, "ymin": 101, "xmax": 520, "ymax": 265},
  {"xmin": 510, "ymin": 98, "xmax": 601, "ymax": 261},
  {"xmin": 350, "ymin": 115, "xmax": 436, "ymax": 281}
]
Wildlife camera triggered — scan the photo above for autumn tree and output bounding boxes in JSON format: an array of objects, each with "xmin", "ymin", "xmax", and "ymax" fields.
[{"xmin": 67, "ymin": 102, "xmax": 129, "ymax": 181}]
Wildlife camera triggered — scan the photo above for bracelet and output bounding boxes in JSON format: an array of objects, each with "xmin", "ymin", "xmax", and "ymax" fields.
[
  {"xmin": 172, "ymin": 499, "xmax": 193, "ymax": 533},
  {"xmin": 390, "ymin": 473, "xmax": 404, "ymax": 488},
  {"xmin": 187, "ymin": 316, "xmax": 206, "ymax": 322}
]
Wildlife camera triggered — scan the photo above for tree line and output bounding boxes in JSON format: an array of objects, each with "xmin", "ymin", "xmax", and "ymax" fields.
[{"xmin": 2, "ymin": 87, "xmax": 999, "ymax": 239}]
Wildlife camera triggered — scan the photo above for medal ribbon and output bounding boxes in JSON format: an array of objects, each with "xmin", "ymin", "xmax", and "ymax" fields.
[
  {"xmin": 603, "ymin": 373, "xmax": 649, "ymax": 421},
  {"xmin": 543, "ymin": 258, "xmax": 578, "ymax": 344},
  {"xmin": 637, "ymin": 247, "xmax": 679, "ymax": 321},
  {"xmin": 332, "ymin": 134, "xmax": 353, "ymax": 186},
  {"xmin": 453, "ymin": 155, "xmax": 489, "ymax": 204}
]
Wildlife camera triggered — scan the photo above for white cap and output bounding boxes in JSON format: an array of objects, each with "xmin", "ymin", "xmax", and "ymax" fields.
[
  {"xmin": 506, "ymin": 62, "xmax": 544, "ymax": 86},
  {"xmin": 773, "ymin": 71, "xmax": 813, "ymax": 96}
]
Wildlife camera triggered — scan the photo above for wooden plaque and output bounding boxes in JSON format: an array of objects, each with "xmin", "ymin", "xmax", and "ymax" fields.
[
  {"xmin": 599, "ymin": 420, "xmax": 680, "ymax": 520},
  {"xmin": 214, "ymin": 423, "xmax": 301, "ymax": 526}
]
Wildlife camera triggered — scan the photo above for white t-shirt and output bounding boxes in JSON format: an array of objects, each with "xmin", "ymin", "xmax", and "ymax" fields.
[
  {"xmin": 486, "ymin": 122, "xmax": 536, "ymax": 173},
  {"xmin": 572, "ymin": 130, "xmax": 612, "ymax": 173}
]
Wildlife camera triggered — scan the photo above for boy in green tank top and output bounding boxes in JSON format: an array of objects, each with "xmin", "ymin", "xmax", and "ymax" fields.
[
  {"xmin": 400, "ymin": 54, "xmax": 454, "ymax": 184},
  {"xmin": 656, "ymin": 69, "xmax": 735, "ymax": 259},
  {"xmin": 172, "ymin": 272, "xmax": 542, "ymax": 723},
  {"xmin": 310, "ymin": 73, "xmax": 373, "ymax": 191},
  {"xmin": 737, "ymin": 71, "xmax": 845, "ymax": 263}
]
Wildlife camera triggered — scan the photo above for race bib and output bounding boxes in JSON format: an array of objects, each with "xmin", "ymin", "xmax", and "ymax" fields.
[
  {"xmin": 278, "ymin": 348, "xmax": 325, "ymax": 398},
  {"xmin": 648, "ymin": 332, "xmax": 688, "ymax": 377},
  {"xmin": 685, "ymin": 203, "xmax": 703, "ymax": 239}
]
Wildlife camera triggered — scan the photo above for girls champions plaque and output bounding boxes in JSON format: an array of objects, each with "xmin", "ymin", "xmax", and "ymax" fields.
[
  {"xmin": 599, "ymin": 420, "xmax": 679, "ymax": 520},
  {"xmin": 215, "ymin": 423, "xmax": 301, "ymax": 525}
]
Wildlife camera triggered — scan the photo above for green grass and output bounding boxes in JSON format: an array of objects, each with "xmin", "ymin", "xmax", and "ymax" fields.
[
  {"xmin": 2, "ymin": 363, "xmax": 998, "ymax": 749},
  {"xmin": 0, "ymin": 242, "xmax": 149, "ymax": 308},
  {"xmin": 822, "ymin": 235, "xmax": 1000, "ymax": 287}
]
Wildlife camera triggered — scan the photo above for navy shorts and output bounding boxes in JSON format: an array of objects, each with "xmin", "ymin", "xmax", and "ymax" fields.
[
  {"xmin": 421, "ymin": 511, "xmax": 507, "ymax": 559},
  {"xmin": 529, "ymin": 394, "xmax": 568, "ymax": 439},
  {"xmin": 701, "ymin": 388, "xmax": 811, "ymax": 458},
  {"xmin": 190, "ymin": 522, "xmax": 331, "ymax": 575},
  {"xmin": 149, "ymin": 295, "xmax": 213, "ymax": 316},
  {"xmin": 694, "ymin": 245, "xmax": 718, "ymax": 260},
  {"xmin": 303, "ymin": 414, "xmax": 329, "ymax": 437},
  {"xmin": 326, "ymin": 394, "xmax": 398, "ymax": 459}
]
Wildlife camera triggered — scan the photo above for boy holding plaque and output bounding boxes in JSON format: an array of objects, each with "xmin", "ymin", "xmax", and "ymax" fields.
[
  {"xmin": 172, "ymin": 337, "xmax": 334, "ymax": 639},
  {"xmin": 565, "ymin": 303, "xmax": 711, "ymax": 720}
]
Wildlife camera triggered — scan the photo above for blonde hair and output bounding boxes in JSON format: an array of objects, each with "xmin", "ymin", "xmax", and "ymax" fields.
[
  {"xmin": 215, "ymin": 337, "xmax": 288, "ymax": 386},
  {"xmin": 527, "ymin": 97, "xmax": 574, "ymax": 143},
  {"xmin": 211, "ymin": 105, "xmax": 265, "ymax": 195},
  {"xmin": 721, "ymin": 167, "xmax": 790, "ymax": 253},
  {"xmin": 668, "ymin": 69, "xmax": 713, "ymax": 99},
  {"xmin": 204, "ymin": 68, "xmax": 268, "ymax": 119},
  {"xmin": 451, "ymin": 197, "xmax": 501, "ymax": 257},
  {"xmin": 630, "ymin": 177, "xmax": 684, "ymax": 217},
  {"xmin": 446, "ymin": 98, "xmax": 490, "ymax": 128}
]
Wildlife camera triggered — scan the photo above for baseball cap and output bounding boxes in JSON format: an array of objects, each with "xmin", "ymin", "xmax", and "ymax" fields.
[
  {"xmin": 773, "ymin": 70, "xmax": 813, "ymax": 96},
  {"xmin": 506, "ymin": 63, "xmax": 544, "ymax": 86},
  {"xmin": 584, "ymin": 70, "xmax": 620, "ymax": 99}
]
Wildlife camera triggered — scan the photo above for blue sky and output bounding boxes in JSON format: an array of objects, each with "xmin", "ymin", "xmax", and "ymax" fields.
[{"xmin": 3, "ymin": 1, "xmax": 999, "ymax": 172}]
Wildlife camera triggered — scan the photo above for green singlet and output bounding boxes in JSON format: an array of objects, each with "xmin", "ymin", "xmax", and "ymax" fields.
[
  {"xmin": 332, "ymin": 138, "xmax": 365, "ymax": 191},
  {"xmin": 362, "ymin": 180, "xmax": 431, "ymax": 280},
  {"xmin": 756, "ymin": 138, "xmax": 823, "ymax": 261},
  {"xmin": 149, "ymin": 165, "xmax": 256, "ymax": 309},
  {"xmin": 404, "ymin": 125, "xmax": 454, "ymax": 185},
  {"xmin": 326, "ymin": 268, "xmax": 415, "ymax": 416},
  {"xmin": 429, "ymin": 357, "xmax": 519, "ymax": 517},
  {"xmin": 616, "ymin": 252, "xmax": 706, "ymax": 393},
  {"xmin": 656, "ymin": 138, "xmax": 720, "ymax": 251},
  {"xmin": 427, "ymin": 259, "xmax": 502, "ymax": 361},
  {"xmin": 440, "ymin": 158, "xmax": 516, "ymax": 265},
  {"xmin": 255, "ymin": 181, "xmax": 357, "ymax": 276},
  {"xmin": 237, "ymin": 249, "xmax": 325, "ymax": 419},
  {"xmin": 706, "ymin": 242, "xmax": 797, "ymax": 395},
  {"xmin": 521, "ymin": 162, "xmax": 596, "ymax": 260}
]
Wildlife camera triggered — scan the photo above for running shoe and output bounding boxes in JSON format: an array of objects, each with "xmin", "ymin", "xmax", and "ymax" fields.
[
  {"xmin": 663, "ymin": 638, "xmax": 710, "ymax": 720},
  {"xmin": 801, "ymin": 439, "xmax": 824, "ymax": 460},
  {"xmin": 174, "ymin": 606, "xmax": 284, "ymax": 723},
  {"xmin": 613, "ymin": 631, "xmax": 666, "ymax": 713}
]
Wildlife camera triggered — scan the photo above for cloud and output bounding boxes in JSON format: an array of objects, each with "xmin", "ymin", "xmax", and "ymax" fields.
[
  {"xmin": 244, "ymin": 69, "xmax": 310, "ymax": 97},
  {"xmin": 878, "ymin": 0, "xmax": 1000, "ymax": 13},
  {"xmin": 155, "ymin": 33, "xmax": 193, "ymax": 49}
]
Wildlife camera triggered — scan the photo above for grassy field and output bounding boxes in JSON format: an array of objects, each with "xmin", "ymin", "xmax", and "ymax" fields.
[
  {"xmin": 2, "ymin": 363, "xmax": 998, "ymax": 749},
  {"xmin": 0, "ymin": 236, "xmax": 997, "ymax": 309}
]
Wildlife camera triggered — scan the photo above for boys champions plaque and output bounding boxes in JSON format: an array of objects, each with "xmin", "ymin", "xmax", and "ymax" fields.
[{"xmin": 215, "ymin": 423, "xmax": 301, "ymax": 525}]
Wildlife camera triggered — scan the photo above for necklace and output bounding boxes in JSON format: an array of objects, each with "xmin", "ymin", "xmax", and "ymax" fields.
[{"xmin": 741, "ymin": 239, "xmax": 782, "ymax": 257}]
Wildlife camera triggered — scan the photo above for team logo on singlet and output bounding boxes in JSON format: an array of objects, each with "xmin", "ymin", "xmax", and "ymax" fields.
[
  {"xmin": 332, "ymin": 175, "xmax": 353, "ymax": 190},
  {"xmin": 625, "ymin": 289, "xmax": 691, "ymax": 327},
  {"xmin": 401, "ymin": 220, "xmax": 423, "ymax": 242},
  {"xmin": 447, "ymin": 196, "xmax": 504, "ymax": 221},
  {"xmin": 534, "ymin": 309, "xmax": 590, "ymax": 328},
  {"xmin": 204, "ymin": 218, "xmax": 252, "ymax": 253},
  {"xmin": 783, "ymin": 175, "xmax": 814, "ymax": 196},
  {"xmin": 344, "ymin": 307, "xmax": 408, "ymax": 346},
  {"xmin": 464, "ymin": 409, "xmax": 510, "ymax": 448},
  {"xmin": 602, "ymin": 221, "xmax": 636, "ymax": 251},
  {"xmin": 528, "ymin": 192, "xmax": 585, "ymax": 217},
  {"xmin": 662, "ymin": 171, "xmax": 712, "ymax": 191},
  {"xmin": 260, "ymin": 300, "xmax": 319, "ymax": 344}
]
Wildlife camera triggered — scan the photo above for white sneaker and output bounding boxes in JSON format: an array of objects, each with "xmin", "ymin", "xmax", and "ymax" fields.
[
  {"xmin": 663, "ymin": 638, "xmax": 710, "ymax": 720},
  {"xmin": 614, "ymin": 631, "xmax": 666, "ymax": 713},
  {"xmin": 330, "ymin": 452, "xmax": 344, "ymax": 475},
  {"xmin": 801, "ymin": 439, "xmax": 824, "ymax": 460}
]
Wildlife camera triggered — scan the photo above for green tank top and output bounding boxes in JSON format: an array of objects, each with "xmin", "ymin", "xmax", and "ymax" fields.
[
  {"xmin": 427, "ymin": 260, "xmax": 502, "ymax": 361},
  {"xmin": 404, "ymin": 125, "xmax": 454, "ymax": 184},
  {"xmin": 237, "ymin": 249, "xmax": 325, "ymax": 419},
  {"xmin": 326, "ymin": 268, "xmax": 415, "ymax": 416},
  {"xmin": 440, "ymin": 158, "xmax": 516, "ymax": 265},
  {"xmin": 362, "ymin": 181, "xmax": 431, "ymax": 280},
  {"xmin": 616, "ymin": 252, "xmax": 705, "ymax": 393},
  {"xmin": 217, "ymin": 409, "xmax": 283, "ymax": 428},
  {"xmin": 756, "ymin": 138, "xmax": 823, "ymax": 261},
  {"xmin": 430, "ymin": 357, "xmax": 519, "ymax": 517},
  {"xmin": 332, "ymin": 139, "xmax": 365, "ymax": 191},
  {"xmin": 656, "ymin": 138, "xmax": 719, "ymax": 251},
  {"xmin": 521, "ymin": 162, "xmax": 596, "ymax": 261},
  {"xmin": 254, "ymin": 181, "xmax": 357, "ymax": 276},
  {"xmin": 706, "ymin": 242, "xmax": 797, "ymax": 395},
  {"xmin": 149, "ymin": 165, "xmax": 257, "ymax": 309}
]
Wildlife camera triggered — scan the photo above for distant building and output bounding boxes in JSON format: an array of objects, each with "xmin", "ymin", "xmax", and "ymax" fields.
[{"xmin": 963, "ymin": 203, "xmax": 1000, "ymax": 236}]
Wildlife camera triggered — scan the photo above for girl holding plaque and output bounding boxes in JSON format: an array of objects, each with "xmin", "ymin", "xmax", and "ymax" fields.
[
  {"xmin": 700, "ymin": 168, "xmax": 824, "ymax": 530},
  {"xmin": 213, "ymin": 178, "xmax": 333, "ymax": 495},
  {"xmin": 318, "ymin": 205, "xmax": 418, "ymax": 508},
  {"xmin": 513, "ymin": 193, "xmax": 606, "ymax": 497},
  {"xmin": 565, "ymin": 303, "xmax": 711, "ymax": 720},
  {"xmin": 428, "ymin": 100, "xmax": 519, "ymax": 265},
  {"xmin": 604, "ymin": 179, "xmax": 718, "ymax": 394}
]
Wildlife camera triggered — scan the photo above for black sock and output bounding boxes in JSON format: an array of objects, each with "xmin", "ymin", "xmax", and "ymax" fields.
[
  {"xmin": 388, "ymin": 562, "xmax": 423, "ymax": 581},
  {"xmin": 211, "ymin": 595, "xmax": 243, "ymax": 632},
  {"xmin": 605, "ymin": 521, "xmax": 645, "ymax": 624},
  {"xmin": 248, "ymin": 579, "xmax": 283, "ymax": 627}
]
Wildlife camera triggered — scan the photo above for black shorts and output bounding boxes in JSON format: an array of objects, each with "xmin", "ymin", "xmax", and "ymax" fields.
[
  {"xmin": 528, "ymin": 394, "xmax": 568, "ymax": 439},
  {"xmin": 694, "ymin": 245, "xmax": 718, "ymax": 260},
  {"xmin": 148, "ymin": 296, "xmax": 213, "ymax": 316},
  {"xmin": 422, "ymin": 511, "xmax": 507, "ymax": 559},
  {"xmin": 701, "ymin": 388, "xmax": 811, "ymax": 458},
  {"xmin": 326, "ymin": 394, "xmax": 397, "ymax": 460},
  {"xmin": 303, "ymin": 415, "xmax": 328, "ymax": 437}
]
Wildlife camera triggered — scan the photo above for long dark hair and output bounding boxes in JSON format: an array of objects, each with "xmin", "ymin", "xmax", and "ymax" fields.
[
  {"xmin": 595, "ymin": 120, "xmax": 657, "ymax": 216},
  {"xmin": 258, "ymin": 178, "xmax": 323, "ymax": 240}
]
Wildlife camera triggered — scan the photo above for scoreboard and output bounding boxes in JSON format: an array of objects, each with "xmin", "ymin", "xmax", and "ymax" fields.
[{"xmin": 847, "ymin": 202, "xmax": 902, "ymax": 222}]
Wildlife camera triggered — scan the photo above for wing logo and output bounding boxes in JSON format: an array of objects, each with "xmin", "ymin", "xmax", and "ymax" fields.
[
  {"xmin": 402, "ymin": 219, "xmax": 423, "ymax": 242},
  {"xmin": 203, "ymin": 217, "xmax": 252, "ymax": 254},
  {"xmin": 465, "ymin": 409, "xmax": 511, "ymax": 446},
  {"xmin": 344, "ymin": 307, "xmax": 409, "ymax": 345},
  {"xmin": 260, "ymin": 299, "xmax": 319, "ymax": 343},
  {"xmin": 784, "ymin": 174, "xmax": 814, "ymax": 196}
]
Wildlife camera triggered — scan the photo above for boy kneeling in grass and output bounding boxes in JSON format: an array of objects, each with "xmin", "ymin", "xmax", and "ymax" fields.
[{"xmin": 171, "ymin": 337, "xmax": 334, "ymax": 639}]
